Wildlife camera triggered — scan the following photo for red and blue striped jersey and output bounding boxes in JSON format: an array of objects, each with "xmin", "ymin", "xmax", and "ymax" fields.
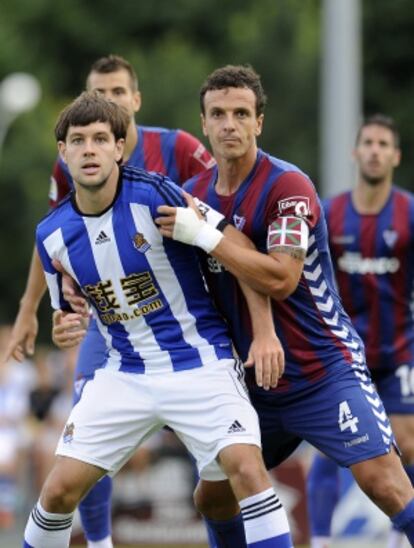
[
  {"xmin": 48, "ymin": 125, "xmax": 214, "ymax": 207},
  {"xmin": 324, "ymin": 188, "xmax": 414, "ymax": 371},
  {"xmin": 185, "ymin": 149, "xmax": 365, "ymax": 396}
]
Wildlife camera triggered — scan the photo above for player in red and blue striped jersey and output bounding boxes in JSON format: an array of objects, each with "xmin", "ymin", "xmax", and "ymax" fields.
[
  {"xmin": 7, "ymin": 55, "xmax": 214, "ymax": 548},
  {"xmin": 157, "ymin": 66, "xmax": 414, "ymax": 547},
  {"xmin": 23, "ymin": 91, "xmax": 293, "ymax": 548},
  {"xmin": 307, "ymin": 114, "xmax": 414, "ymax": 548}
]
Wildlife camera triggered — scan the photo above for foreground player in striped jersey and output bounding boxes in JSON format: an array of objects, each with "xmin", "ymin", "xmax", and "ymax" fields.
[
  {"xmin": 6, "ymin": 55, "xmax": 214, "ymax": 548},
  {"xmin": 307, "ymin": 114, "xmax": 414, "ymax": 548},
  {"xmin": 23, "ymin": 92, "xmax": 292, "ymax": 548},
  {"xmin": 155, "ymin": 65, "xmax": 414, "ymax": 546}
]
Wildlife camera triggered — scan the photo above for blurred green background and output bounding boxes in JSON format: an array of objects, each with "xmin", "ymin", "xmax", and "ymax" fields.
[{"xmin": 1, "ymin": 0, "xmax": 413, "ymax": 338}]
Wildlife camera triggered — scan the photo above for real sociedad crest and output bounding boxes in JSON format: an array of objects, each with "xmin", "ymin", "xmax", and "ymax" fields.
[{"xmin": 133, "ymin": 233, "xmax": 151, "ymax": 253}]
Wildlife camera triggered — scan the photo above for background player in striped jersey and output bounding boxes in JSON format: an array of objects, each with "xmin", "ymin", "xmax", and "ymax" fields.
[
  {"xmin": 23, "ymin": 91, "xmax": 292, "ymax": 548},
  {"xmin": 4, "ymin": 55, "xmax": 215, "ymax": 548},
  {"xmin": 306, "ymin": 114, "xmax": 414, "ymax": 548},
  {"xmin": 155, "ymin": 65, "xmax": 414, "ymax": 546}
]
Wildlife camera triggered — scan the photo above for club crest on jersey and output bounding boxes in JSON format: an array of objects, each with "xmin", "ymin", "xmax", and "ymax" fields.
[
  {"xmin": 383, "ymin": 229, "xmax": 398, "ymax": 248},
  {"xmin": 63, "ymin": 422, "xmax": 75, "ymax": 444},
  {"xmin": 277, "ymin": 196, "xmax": 310, "ymax": 217},
  {"xmin": 233, "ymin": 214, "xmax": 246, "ymax": 231},
  {"xmin": 133, "ymin": 233, "xmax": 151, "ymax": 253}
]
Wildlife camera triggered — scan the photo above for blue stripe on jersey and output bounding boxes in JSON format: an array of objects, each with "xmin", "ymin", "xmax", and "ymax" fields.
[
  {"xmin": 123, "ymin": 167, "xmax": 184, "ymax": 209},
  {"xmin": 127, "ymin": 125, "xmax": 145, "ymax": 167},
  {"xmin": 375, "ymin": 199, "xmax": 396, "ymax": 362},
  {"xmin": 160, "ymin": 130, "xmax": 179, "ymax": 182},
  {"xmin": 342, "ymin": 202, "xmax": 367, "ymax": 337},
  {"xmin": 111, "ymin": 195, "xmax": 202, "ymax": 371}
]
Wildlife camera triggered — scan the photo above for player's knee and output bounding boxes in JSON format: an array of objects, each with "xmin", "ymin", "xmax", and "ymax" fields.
[
  {"xmin": 193, "ymin": 480, "xmax": 238, "ymax": 519},
  {"xmin": 40, "ymin": 475, "xmax": 81, "ymax": 513}
]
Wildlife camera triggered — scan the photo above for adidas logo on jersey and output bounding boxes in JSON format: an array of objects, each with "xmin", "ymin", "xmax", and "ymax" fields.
[
  {"xmin": 95, "ymin": 230, "xmax": 111, "ymax": 245},
  {"xmin": 227, "ymin": 420, "xmax": 246, "ymax": 434}
]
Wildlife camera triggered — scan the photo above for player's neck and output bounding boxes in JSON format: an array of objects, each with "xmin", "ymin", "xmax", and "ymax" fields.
[
  {"xmin": 215, "ymin": 148, "xmax": 257, "ymax": 196},
  {"xmin": 123, "ymin": 120, "xmax": 138, "ymax": 162},
  {"xmin": 352, "ymin": 178, "xmax": 393, "ymax": 214},
  {"xmin": 74, "ymin": 164, "xmax": 120, "ymax": 215}
]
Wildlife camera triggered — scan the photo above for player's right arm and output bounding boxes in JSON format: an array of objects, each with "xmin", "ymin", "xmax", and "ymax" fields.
[
  {"xmin": 2, "ymin": 247, "xmax": 46, "ymax": 362},
  {"xmin": 2, "ymin": 158, "xmax": 73, "ymax": 363}
]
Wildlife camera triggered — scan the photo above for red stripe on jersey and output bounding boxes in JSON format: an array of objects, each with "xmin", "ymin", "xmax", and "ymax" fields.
[
  {"xmin": 143, "ymin": 132, "xmax": 166, "ymax": 173},
  {"xmin": 390, "ymin": 191, "xmax": 411, "ymax": 363},
  {"xmin": 359, "ymin": 215, "xmax": 381, "ymax": 367},
  {"xmin": 175, "ymin": 130, "xmax": 214, "ymax": 181},
  {"xmin": 327, "ymin": 194, "xmax": 357, "ymax": 319}
]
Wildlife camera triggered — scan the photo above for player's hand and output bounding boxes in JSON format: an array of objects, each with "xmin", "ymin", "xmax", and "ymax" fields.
[
  {"xmin": 244, "ymin": 333, "xmax": 285, "ymax": 390},
  {"xmin": 1, "ymin": 306, "xmax": 39, "ymax": 363},
  {"xmin": 52, "ymin": 309, "xmax": 88, "ymax": 349},
  {"xmin": 52, "ymin": 259, "xmax": 89, "ymax": 317},
  {"xmin": 156, "ymin": 192, "xmax": 202, "ymax": 238},
  {"xmin": 156, "ymin": 193, "xmax": 223, "ymax": 253}
]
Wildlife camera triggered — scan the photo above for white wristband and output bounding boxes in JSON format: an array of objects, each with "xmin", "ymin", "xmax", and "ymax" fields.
[
  {"xmin": 193, "ymin": 222, "xmax": 224, "ymax": 253},
  {"xmin": 172, "ymin": 207, "xmax": 224, "ymax": 253}
]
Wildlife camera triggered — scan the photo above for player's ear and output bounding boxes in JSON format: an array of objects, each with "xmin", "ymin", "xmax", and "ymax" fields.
[
  {"xmin": 393, "ymin": 148, "xmax": 401, "ymax": 168},
  {"xmin": 201, "ymin": 113, "xmax": 207, "ymax": 136},
  {"xmin": 132, "ymin": 91, "xmax": 141, "ymax": 113},
  {"xmin": 255, "ymin": 114, "xmax": 264, "ymax": 137},
  {"xmin": 115, "ymin": 138, "xmax": 125, "ymax": 162},
  {"xmin": 57, "ymin": 141, "xmax": 66, "ymax": 162}
]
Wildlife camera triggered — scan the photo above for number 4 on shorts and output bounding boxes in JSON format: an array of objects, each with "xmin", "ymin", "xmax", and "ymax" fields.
[{"xmin": 338, "ymin": 400, "xmax": 359, "ymax": 433}]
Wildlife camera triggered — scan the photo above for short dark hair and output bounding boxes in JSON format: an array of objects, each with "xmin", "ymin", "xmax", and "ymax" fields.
[
  {"xmin": 356, "ymin": 114, "xmax": 400, "ymax": 148},
  {"xmin": 54, "ymin": 91, "xmax": 130, "ymax": 142},
  {"xmin": 200, "ymin": 64, "xmax": 267, "ymax": 116},
  {"xmin": 87, "ymin": 54, "xmax": 139, "ymax": 91}
]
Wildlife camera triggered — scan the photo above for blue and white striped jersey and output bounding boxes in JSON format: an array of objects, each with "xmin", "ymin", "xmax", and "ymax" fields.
[{"xmin": 37, "ymin": 166, "xmax": 234, "ymax": 374}]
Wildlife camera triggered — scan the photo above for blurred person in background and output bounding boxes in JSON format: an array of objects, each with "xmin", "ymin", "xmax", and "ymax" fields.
[
  {"xmin": 4, "ymin": 54, "xmax": 214, "ymax": 548},
  {"xmin": 0, "ymin": 325, "xmax": 36, "ymax": 529},
  {"xmin": 306, "ymin": 114, "xmax": 414, "ymax": 548}
]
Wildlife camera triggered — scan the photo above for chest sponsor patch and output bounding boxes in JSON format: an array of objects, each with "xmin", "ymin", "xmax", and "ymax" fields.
[{"xmin": 267, "ymin": 215, "xmax": 309, "ymax": 252}]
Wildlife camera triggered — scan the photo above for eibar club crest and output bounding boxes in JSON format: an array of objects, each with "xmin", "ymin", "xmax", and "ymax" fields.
[
  {"xmin": 383, "ymin": 229, "xmax": 398, "ymax": 248},
  {"xmin": 233, "ymin": 214, "xmax": 246, "ymax": 231},
  {"xmin": 132, "ymin": 233, "xmax": 151, "ymax": 253}
]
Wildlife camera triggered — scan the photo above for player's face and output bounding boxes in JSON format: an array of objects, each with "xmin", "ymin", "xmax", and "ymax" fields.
[
  {"xmin": 87, "ymin": 69, "xmax": 141, "ymax": 120},
  {"xmin": 201, "ymin": 87, "xmax": 263, "ymax": 161},
  {"xmin": 58, "ymin": 122, "xmax": 124, "ymax": 191},
  {"xmin": 353, "ymin": 124, "xmax": 401, "ymax": 186}
]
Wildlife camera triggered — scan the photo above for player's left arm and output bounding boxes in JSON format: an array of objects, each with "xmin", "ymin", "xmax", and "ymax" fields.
[{"xmin": 156, "ymin": 173, "xmax": 316, "ymax": 301}]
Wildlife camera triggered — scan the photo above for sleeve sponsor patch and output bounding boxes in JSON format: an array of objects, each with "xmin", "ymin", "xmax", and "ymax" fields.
[
  {"xmin": 267, "ymin": 216, "xmax": 309, "ymax": 253},
  {"xmin": 277, "ymin": 196, "xmax": 310, "ymax": 217}
]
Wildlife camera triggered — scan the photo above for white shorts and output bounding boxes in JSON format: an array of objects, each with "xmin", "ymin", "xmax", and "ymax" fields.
[{"xmin": 56, "ymin": 359, "xmax": 261, "ymax": 480}]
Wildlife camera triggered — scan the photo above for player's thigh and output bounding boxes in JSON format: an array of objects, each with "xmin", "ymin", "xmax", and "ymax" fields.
[
  {"xmin": 279, "ymin": 372, "xmax": 395, "ymax": 467},
  {"xmin": 390, "ymin": 414, "xmax": 414, "ymax": 460},
  {"xmin": 162, "ymin": 359, "xmax": 262, "ymax": 482},
  {"xmin": 57, "ymin": 369, "xmax": 162, "ymax": 475}
]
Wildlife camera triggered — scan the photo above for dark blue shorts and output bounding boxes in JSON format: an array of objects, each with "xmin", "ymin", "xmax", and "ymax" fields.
[
  {"xmin": 251, "ymin": 366, "xmax": 396, "ymax": 469},
  {"xmin": 371, "ymin": 363, "xmax": 414, "ymax": 415}
]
